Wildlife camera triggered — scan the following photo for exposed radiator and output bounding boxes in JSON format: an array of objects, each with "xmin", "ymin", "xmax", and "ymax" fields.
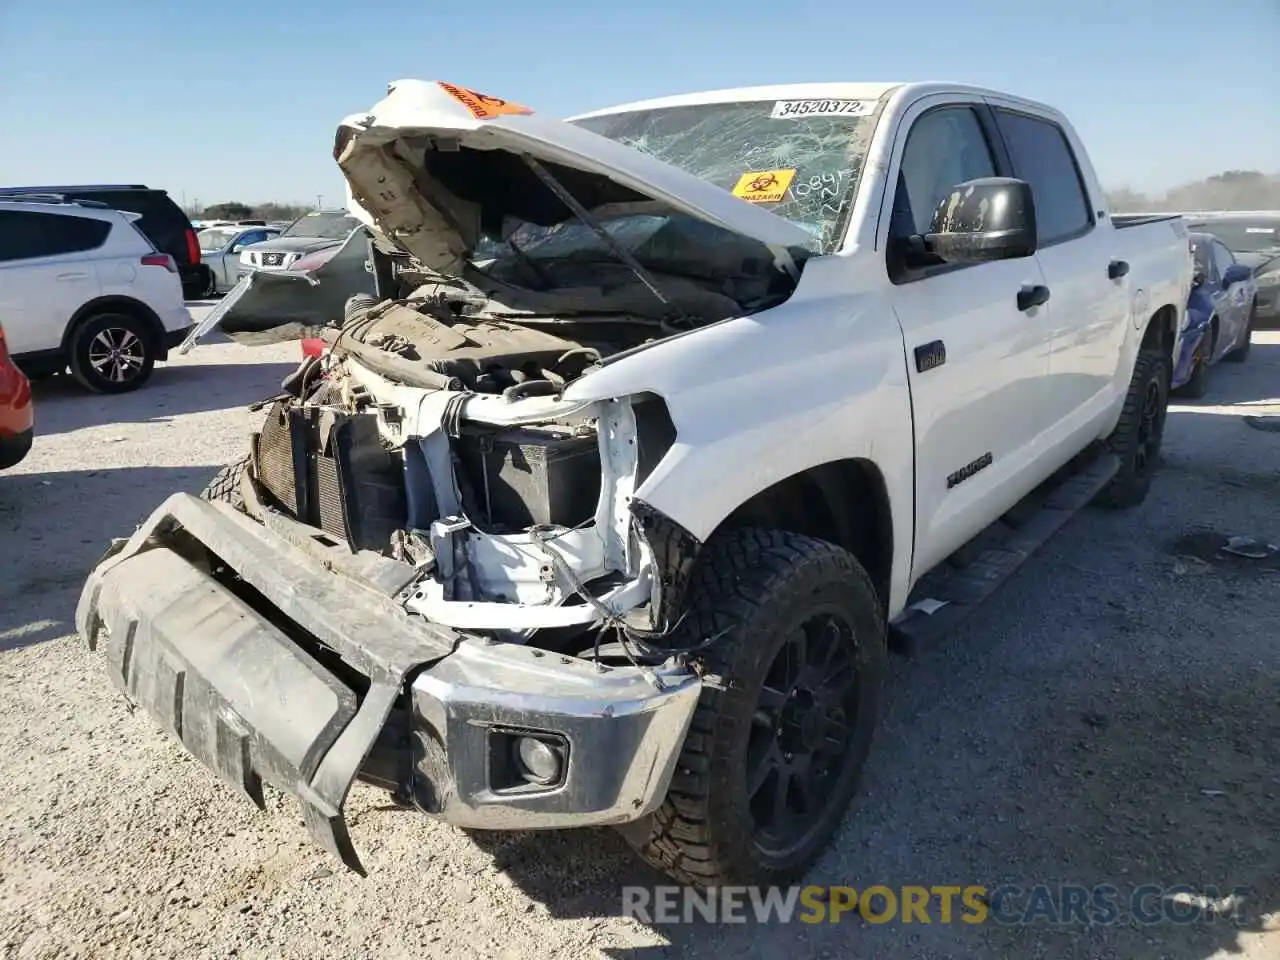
[{"xmin": 250, "ymin": 401, "xmax": 407, "ymax": 551}]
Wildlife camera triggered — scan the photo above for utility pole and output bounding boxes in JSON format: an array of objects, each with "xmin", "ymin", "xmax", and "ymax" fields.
[{"xmin": 316, "ymin": 194, "xmax": 323, "ymax": 210}]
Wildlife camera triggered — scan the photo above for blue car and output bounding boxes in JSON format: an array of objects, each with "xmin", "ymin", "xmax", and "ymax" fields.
[{"xmin": 1171, "ymin": 232, "xmax": 1258, "ymax": 397}]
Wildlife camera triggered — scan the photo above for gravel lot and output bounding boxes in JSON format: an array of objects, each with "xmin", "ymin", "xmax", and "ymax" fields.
[{"xmin": 1, "ymin": 308, "xmax": 1277, "ymax": 960}]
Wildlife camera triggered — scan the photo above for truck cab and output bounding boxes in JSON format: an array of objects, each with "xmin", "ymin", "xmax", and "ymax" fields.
[{"xmin": 79, "ymin": 79, "xmax": 1191, "ymax": 890}]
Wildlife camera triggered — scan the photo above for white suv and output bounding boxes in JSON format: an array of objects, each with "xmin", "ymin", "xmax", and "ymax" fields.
[{"xmin": 0, "ymin": 197, "xmax": 193, "ymax": 393}]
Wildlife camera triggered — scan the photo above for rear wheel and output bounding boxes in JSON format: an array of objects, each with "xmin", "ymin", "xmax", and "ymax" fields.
[
  {"xmin": 1095, "ymin": 349, "xmax": 1170, "ymax": 509},
  {"xmin": 201, "ymin": 267, "xmax": 219, "ymax": 299},
  {"xmin": 68, "ymin": 313, "xmax": 156, "ymax": 394},
  {"xmin": 1225, "ymin": 302, "xmax": 1255, "ymax": 363},
  {"xmin": 620, "ymin": 528, "xmax": 886, "ymax": 887}
]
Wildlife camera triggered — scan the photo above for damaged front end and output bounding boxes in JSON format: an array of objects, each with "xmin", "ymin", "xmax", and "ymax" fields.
[
  {"xmin": 77, "ymin": 78, "xmax": 830, "ymax": 871},
  {"xmin": 75, "ymin": 380, "xmax": 705, "ymax": 872}
]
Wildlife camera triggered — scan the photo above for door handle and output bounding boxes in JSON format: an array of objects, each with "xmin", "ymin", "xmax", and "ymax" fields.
[
  {"xmin": 1017, "ymin": 285, "xmax": 1051, "ymax": 311},
  {"xmin": 1108, "ymin": 259, "xmax": 1130, "ymax": 279},
  {"xmin": 56, "ymin": 272, "xmax": 90, "ymax": 281}
]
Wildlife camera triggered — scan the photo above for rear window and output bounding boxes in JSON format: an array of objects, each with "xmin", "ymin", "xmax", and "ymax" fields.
[
  {"xmin": 60, "ymin": 189, "xmax": 193, "ymax": 262},
  {"xmin": 0, "ymin": 210, "xmax": 111, "ymax": 262}
]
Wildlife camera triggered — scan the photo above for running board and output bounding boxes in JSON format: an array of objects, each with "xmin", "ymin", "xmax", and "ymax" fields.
[{"xmin": 889, "ymin": 451, "xmax": 1120, "ymax": 656}]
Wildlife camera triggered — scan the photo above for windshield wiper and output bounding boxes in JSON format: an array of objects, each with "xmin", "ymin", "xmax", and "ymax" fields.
[{"xmin": 521, "ymin": 154, "xmax": 671, "ymax": 310}]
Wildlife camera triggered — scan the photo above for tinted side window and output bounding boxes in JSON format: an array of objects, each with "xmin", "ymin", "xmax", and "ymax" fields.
[
  {"xmin": 0, "ymin": 211, "xmax": 109, "ymax": 262},
  {"xmin": 891, "ymin": 107, "xmax": 998, "ymax": 239},
  {"xmin": 994, "ymin": 110, "xmax": 1092, "ymax": 245},
  {"xmin": 1211, "ymin": 242, "xmax": 1236, "ymax": 278},
  {"xmin": 237, "ymin": 230, "xmax": 268, "ymax": 246},
  {"xmin": 66, "ymin": 189, "xmax": 190, "ymax": 259}
]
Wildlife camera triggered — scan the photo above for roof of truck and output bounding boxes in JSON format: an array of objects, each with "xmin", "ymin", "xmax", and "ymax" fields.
[{"xmin": 568, "ymin": 81, "xmax": 1058, "ymax": 119}]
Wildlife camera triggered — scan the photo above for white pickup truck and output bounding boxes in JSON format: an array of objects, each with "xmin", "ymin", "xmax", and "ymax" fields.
[{"xmin": 78, "ymin": 79, "xmax": 1191, "ymax": 888}]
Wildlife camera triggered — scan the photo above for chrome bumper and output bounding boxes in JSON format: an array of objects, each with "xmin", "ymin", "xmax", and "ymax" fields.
[{"xmin": 409, "ymin": 640, "xmax": 700, "ymax": 830}]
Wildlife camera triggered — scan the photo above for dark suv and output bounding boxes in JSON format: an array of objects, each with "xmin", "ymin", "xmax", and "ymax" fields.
[{"xmin": 0, "ymin": 184, "xmax": 206, "ymax": 299}]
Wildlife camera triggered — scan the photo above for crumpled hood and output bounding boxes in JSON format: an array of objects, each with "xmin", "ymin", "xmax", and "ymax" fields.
[
  {"xmin": 245, "ymin": 235, "xmax": 349, "ymax": 255},
  {"xmin": 333, "ymin": 79, "xmax": 812, "ymax": 277}
]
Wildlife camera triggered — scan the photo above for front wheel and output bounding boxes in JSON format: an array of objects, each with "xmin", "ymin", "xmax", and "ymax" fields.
[
  {"xmin": 200, "ymin": 455, "xmax": 249, "ymax": 510},
  {"xmin": 620, "ymin": 528, "xmax": 886, "ymax": 888},
  {"xmin": 201, "ymin": 267, "xmax": 219, "ymax": 299},
  {"xmin": 1175, "ymin": 331, "xmax": 1211, "ymax": 399},
  {"xmin": 67, "ymin": 313, "xmax": 156, "ymax": 394},
  {"xmin": 1094, "ymin": 349, "xmax": 1170, "ymax": 509}
]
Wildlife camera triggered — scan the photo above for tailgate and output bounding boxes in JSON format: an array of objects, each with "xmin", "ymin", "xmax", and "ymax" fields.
[{"xmin": 76, "ymin": 493, "xmax": 457, "ymax": 873}]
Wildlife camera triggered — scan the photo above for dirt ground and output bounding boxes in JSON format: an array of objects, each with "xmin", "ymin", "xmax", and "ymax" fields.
[{"xmin": 1, "ymin": 314, "xmax": 1277, "ymax": 960}]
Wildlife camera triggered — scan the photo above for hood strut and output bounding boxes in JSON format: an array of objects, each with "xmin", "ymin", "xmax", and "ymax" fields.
[{"xmin": 522, "ymin": 154, "xmax": 671, "ymax": 309}]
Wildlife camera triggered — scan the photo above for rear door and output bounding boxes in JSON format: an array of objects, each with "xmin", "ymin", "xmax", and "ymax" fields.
[
  {"xmin": 1209, "ymin": 239, "xmax": 1247, "ymax": 357},
  {"xmin": 986, "ymin": 104, "xmax": 1129, "ymax": 442},
  {"xmin": 880, "ymin": 100, "xmax": 1053, "ymax": 576},
  {"xmin": 0, "ymin": 209, "xmax": 105, "ymax": 355}
]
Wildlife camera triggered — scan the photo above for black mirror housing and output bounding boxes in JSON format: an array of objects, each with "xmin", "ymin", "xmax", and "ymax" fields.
[{"xmin": 925, "ymin": 177, "xmax": 1038, "ymax": 264}]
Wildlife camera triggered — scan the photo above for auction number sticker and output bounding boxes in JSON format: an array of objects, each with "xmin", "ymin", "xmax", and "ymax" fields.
[
  {"xmin": 732, "ymin": 168, "xmax": 797, "ymax": 204},
  {"xmin": 437, "ymin": 81, "xmax": 533, "ymax": 120},
  {"xmin": 770, "ymin": 98, "xmax": 875, "ymax": 120}
]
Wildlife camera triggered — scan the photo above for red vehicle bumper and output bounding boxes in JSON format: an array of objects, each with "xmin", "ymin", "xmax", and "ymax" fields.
[{"xmin": 0, "ymin": 337, "xmax": 34, "ymax": 470}]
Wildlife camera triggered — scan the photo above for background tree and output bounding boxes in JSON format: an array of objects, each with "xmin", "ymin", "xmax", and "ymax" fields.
[
  {"xmin": 201, "ymin": 201, "xmax": 253, "ymax": 219},
  {"xmin": 1105, "ymin": 170, "xmax": 1280, "ymax": 213}
]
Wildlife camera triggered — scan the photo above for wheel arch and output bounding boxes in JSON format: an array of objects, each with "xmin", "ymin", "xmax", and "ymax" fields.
[
  {"xmin": 61, "ymin": 296, "xmax": 168, "ymax": 360},
  {"xmin": 1139, "ymin": 303, "xmax": 1180, "ymax": 361}
]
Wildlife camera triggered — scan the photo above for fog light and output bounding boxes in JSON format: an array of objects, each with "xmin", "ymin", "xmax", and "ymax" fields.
[{"xmin": 515, "ymin": 736, "xmax": 562, "ymax": 785}]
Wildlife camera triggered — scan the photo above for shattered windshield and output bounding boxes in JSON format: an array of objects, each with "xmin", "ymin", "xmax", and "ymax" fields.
[
  {"xmin": 284, "ymin": 212, "xmax": 360, "ymax": 240},
  {"xmin": 569, "ymin": 97, "xmax": 885, "ymax": 254}
]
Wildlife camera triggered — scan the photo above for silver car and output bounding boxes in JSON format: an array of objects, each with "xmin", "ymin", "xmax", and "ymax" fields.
[{"xmin": 196, "ymin": 225, "xmax": 280, "ymax": 296}]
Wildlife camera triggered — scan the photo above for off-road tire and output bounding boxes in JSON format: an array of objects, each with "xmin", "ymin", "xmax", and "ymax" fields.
[
  {"xmin": 1094, "ymin": 349, "xmax": 1170, "ymax": 509},
  {"xmin": 1225, "ymin": 302, "xmax": 1255, "ymax": 363},
  {"xmin": 200, "ymin": 455, "xmax": 249, "ymax": 510},
  {"xmin": 68, "ymin": 312, "xmax": 156, "ymax": 394},
  {"xmin": 620, "ymin": 528, "xmax": 886, "ymax": 888}
]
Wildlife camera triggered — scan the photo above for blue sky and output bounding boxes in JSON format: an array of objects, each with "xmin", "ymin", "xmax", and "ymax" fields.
[{"xmin": 1, "ymin": 0, "xmax": 1276, "ymax": 208}]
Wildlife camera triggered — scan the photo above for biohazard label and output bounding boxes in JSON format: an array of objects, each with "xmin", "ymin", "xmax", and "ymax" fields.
[
  {"xmin": 732, "ymin": 169, "xmax": 797, "ymax": 204},
  {"xmin": 770, "ymin": 98, "xmax": 875, "ymax": 120},
  {"xmin": 437, "ymin": 81, "xmax": 533, "ymax": 120}
]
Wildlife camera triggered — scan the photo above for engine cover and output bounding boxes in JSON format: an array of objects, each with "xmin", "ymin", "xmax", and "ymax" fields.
[{"xmin": 344, "ymin": 302, "xmax": 584, "ymax": 390}]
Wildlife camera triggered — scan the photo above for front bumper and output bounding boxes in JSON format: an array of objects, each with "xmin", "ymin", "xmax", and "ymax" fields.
[{"xmin": 75, "ymin": 492, "xmax": 700, "ymax": 872}]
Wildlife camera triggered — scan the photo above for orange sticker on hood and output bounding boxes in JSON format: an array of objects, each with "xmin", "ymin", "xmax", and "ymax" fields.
[
  {"xmin": 732, "ymin": 169, "xmax": 796, "ymax": 204},
  {"xmin": 437, "ymin": 81, "xmax": 533, "ymax": 120}
]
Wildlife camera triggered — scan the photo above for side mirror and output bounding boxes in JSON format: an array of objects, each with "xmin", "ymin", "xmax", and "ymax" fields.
[
  {"xmin": 1192, "ymin": 269, "xmax": 1206, "ymax": 288},
  {"xmin": 230, "ymin": 243, "xmax": 245, "ymax": 254},
  {"xmin": 1222, "ymin": 263, "xmax": 1252, "ymax": 287},
  {"xmin": 925, "ymin": 177, "xmax": 1037, "ymax": 264}
]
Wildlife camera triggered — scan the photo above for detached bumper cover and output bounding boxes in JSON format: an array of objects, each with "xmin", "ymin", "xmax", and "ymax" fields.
[
  {"xmin": 76, "ymin": 491, "xmax": 702, "ymax": 871},
  {"xmin": 76, "ymin": 493, "xmax": 458, "ymax": 874}
]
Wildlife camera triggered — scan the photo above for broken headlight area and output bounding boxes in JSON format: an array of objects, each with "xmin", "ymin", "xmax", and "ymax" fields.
[{"xmin": 243, "ymin": 352, "xmax": 682, "ymax": 661}]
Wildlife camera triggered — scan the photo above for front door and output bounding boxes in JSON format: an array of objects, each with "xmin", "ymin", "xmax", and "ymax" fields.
[{"xmin": 880, "ymin": 101, "xmax": 1053, "ymax": 578}]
